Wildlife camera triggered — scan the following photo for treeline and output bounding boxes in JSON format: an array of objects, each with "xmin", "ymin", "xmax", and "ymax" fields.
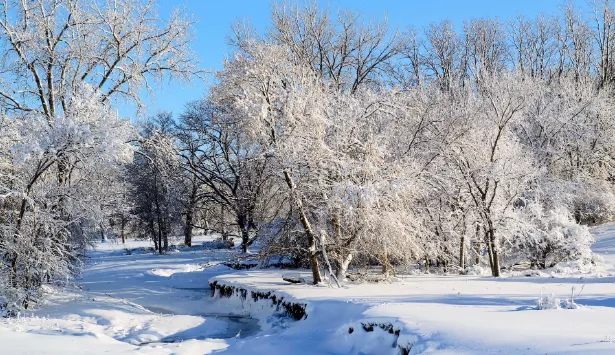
[
  {"xmin": 131, "ymin": 1, "xmax": 615, "ymax": 282},
  {"xmin": 2, "ymin": 0, "xmax": 615, "ymax": 310}
]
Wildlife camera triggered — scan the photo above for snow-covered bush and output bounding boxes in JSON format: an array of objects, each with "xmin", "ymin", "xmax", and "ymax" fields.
[
  {"xmin": 507, "ymin": 202, "xmax": 593, "ymax": 269},
  {"xmin": 202, "ymin": 239, "xmax": 235, "ymax": 250},
  {"xmin": 569, "ymin": 180, "xmax": 615, "ymax": 225},
  {"xmin": 537, "ymin": 178, "xmax": 615, "ymax": 226},
  {"xmin": 536, "ymin": 287, "xmax": 585, "ymax": 310},
  {"xmin": 562, "ymin": 298, "xmax": 583, "ymax": 310},
  {"xmin": 464, "ymin": 265, "xmax": 492, "ymax": 276},
  {"xmin": 0, "ymin": 281, "xmax": 48, "ymax": 317},
  {"xmin": 536, "ymin": 293, "xmax": 561, "ymax": 310}
]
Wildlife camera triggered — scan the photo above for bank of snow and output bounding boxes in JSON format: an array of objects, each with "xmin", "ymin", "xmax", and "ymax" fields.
[{"xmin": 210, "ymin": 268, "xmax": 615, "ymax": 354}]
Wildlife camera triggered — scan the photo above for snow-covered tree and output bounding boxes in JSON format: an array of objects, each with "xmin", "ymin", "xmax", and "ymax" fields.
[
  {"xmin": 213, "ymin": 42, "xmax": 335, "ymax": 283},
  {"xmin": 128, "ymin": 113, "xmax": 183, "ymax": 254},
  {"xmin": 0, "ymin": 86, "xmax": 133, "ymax": 306},
  {"xmin": 448, "ymin": 74, "xmax": 536, "ymax": 276},
  {"xmin": 506, "ymin": 201, "xmax": 594, "ymax": 269}
]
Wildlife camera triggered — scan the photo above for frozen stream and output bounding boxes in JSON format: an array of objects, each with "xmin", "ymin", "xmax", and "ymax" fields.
[
  {"xmin": 143, "ymin": 305, "xmax": 261, "ymax": 341},
  {"xmin": 76, "ymin": 240, "xmax": 264, "ymax": 346}
]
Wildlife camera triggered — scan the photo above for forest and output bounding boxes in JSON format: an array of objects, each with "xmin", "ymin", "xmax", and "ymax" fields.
[{"xmin": 1, "ymin": 0, "xmax": 615, "ymax": 309}]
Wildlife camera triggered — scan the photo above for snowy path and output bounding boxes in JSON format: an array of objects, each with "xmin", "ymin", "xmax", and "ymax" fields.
[
  {"xmin": 0, "ymin": 237, "xmax": 256, "ymax": 354},
  {"xmin": 1, "ymin": 227, "xmax": 615, "ymax": 354}
]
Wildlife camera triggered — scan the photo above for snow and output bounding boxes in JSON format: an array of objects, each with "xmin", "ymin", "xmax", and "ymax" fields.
[
  {"xmin": 210, "ymin": 268, "xmax": 615, "ymax": 354},
  {"xmin": 590, "ymin": 223, "xmax": 615, "ymax": 273},
  {"xmin": 2, "ymin": 229, "xmax": 615, "ymax": 354},
  {"xmin": 0, "ymin": 236, "xmax": 246, "ymax": 354}
]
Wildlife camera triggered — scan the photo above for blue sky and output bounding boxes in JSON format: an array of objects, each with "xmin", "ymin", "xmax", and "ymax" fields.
[{"xmin": 127, "ymin": 0, "xmax": 580, "ymax": 119}]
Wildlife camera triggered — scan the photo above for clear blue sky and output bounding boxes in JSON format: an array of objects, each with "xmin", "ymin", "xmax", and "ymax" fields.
[{"xmin": 127, "ymin": 0, "xmax": 583, "ymax": 119}]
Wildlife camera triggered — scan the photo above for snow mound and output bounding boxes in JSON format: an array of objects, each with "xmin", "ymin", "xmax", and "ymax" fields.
[
  {"xmin": 464, "ymin": 265, "xmax": 492, "ymax": 276},
  {"xmin": 536, "ymin": 293, "xmax": 562, "ymax": 310},
  {"xmin": 147, "ymin": 264, "xmax": 204, "ymax": 277},
  {"xmin": 335, "ymin": 319, "xmax": 416, "ymax": 355},
  {"xmin": 536, "ymin": 293, "xmax": 584, "ymax": 310}
]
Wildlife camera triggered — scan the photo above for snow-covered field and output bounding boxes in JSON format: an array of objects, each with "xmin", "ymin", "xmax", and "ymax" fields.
[{"xmin": 2, "ymin": 230, "xmax": 615, "ymax": 355}]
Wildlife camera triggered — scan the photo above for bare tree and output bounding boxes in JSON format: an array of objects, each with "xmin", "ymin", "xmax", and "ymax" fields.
[
  {"xmin": 509, "ymin": 15, "xmax": 559, "ymax": 79},
  {"xmin": 463, "ymin": 18, "xmax": 508, "ymax": 85},
  {"xmin": 590, "ymin": 0, "xmax": 615, "ymax": 88},
  {"xmin": 175, "ymin": 99, "xmax": 276, "ymax": 253},
  {"xmin": 561, "ymin": 3, "xmax": 594, "ymax": 83},
  {"xmin": 263, "ymin": 1, "xmax": 406, "ymax": 92},
  {"xmin": 423, "ymin": 20, "xmax": 464, "ymax": 91},
  {"xmin": 0, "ymin": 0, "xmax": 200, "ymax": 119},
  {"xmin": 128, "ymin": 114, "xmax": 182, "ymax": 254}
]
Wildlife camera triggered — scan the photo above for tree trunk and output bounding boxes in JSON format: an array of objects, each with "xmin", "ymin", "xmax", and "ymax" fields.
[
  {"xmin": 220, "ymin": 204, "xmax": 228, "ymax": 241},
  {"xmin": 331, "ymin": 213, "xmax": 353, "ymax": 280},
  {"xmin": 10, "ymin": 197, "xmax": 29, "ymax": 288},
  {"xmin": 484, "ymin": 223, "xmax": 500, "ymax": 277},
  {"xmin": 485, "ymin": 237, "xmax": 494, "ymax": 272},
  {"xmin": 484, "ymin": 225, "xmax": 494, "ymax": 272},
  {"xmin": 121, "ymin": 218, "xmax": 126, "ymax": 244},
  {"xmin": 157, "ymin": 222, "xmax": 163, "ymax": 254},
  {"xmin": 162, "ymin": 220, "xmax": 169, "ymax": 252},
  {"xmin": 10, "ymin": 255, "xmax": 17, "ymax": 288},
  {"xmin": 474, "ymin": 242, "xmax": 480, "ymax": 265},
  {"xmin": 184, "ymin": 181, "xmax": 198, "ymax": 247},
  {"xmin": 382, "ymin": 247, "xmax": 393, "ymax": 276},
  {"xmin": 488, "ymin": 228, "xmax": 500, "ymax": 277},
  {"xmin": 153, "ymin": 174, "xmax": 165, "ymax": 254},
  {"xmin": 283, "ymin": 169, "xmax": 322, "ymax": 284},
  {"xmin": 150, "ymin": 219, "xmax": 158, "ymax": 251},
  {"xmin": 474, "ymin": 225, "xmax": 481, "ymax": 265},
  {"xmin": 238, "ymin": 215, "xmax": 249, "ymax": 253},
  {"xmin": 203, "ymin": 209, "xmax": 210, "ymax": 235},
  {"xmin": 184, "ymin": 210, "xmax": 193, "ymax": 247},
  {"xmin": 335, "ymin": 253, "xmax": 353, "ymax": 280},
  {"xmin": 318, "ymin": 233, "xmax": 341, "ymax": 287},
  {"xmin": 459, "ymin": 235, "xmax": 465, "ymax": 273},
  {"xmin": 56, "ymin": 158, "xmax": 71, "ymax": 241}
]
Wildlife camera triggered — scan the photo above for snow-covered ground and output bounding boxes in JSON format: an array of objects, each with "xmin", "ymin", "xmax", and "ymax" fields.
[
  {"xmin": 2, "ymin": 229, "xmax": 615, "ymax": 354},
  {"xmin": 0, "ymin": 235, "xmax": 251, "ymax": 354}
]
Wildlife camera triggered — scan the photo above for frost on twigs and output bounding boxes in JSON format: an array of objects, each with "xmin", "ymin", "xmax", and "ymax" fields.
[
  {"xmin": 536, "ymin": 294, "xmax": 562, "ymax": 310},
  {"xmin": 536, "ymin": 286, "xmax": 585, "ymax": 310}
]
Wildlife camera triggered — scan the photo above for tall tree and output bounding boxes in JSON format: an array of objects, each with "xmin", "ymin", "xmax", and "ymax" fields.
[
  {"xmin": 176, "ymin": 99, "xmax": 275, "ymax": 253},
  {"xmin": 128, "ymin": 114, "xmax": 182, "ymax": 254}
]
